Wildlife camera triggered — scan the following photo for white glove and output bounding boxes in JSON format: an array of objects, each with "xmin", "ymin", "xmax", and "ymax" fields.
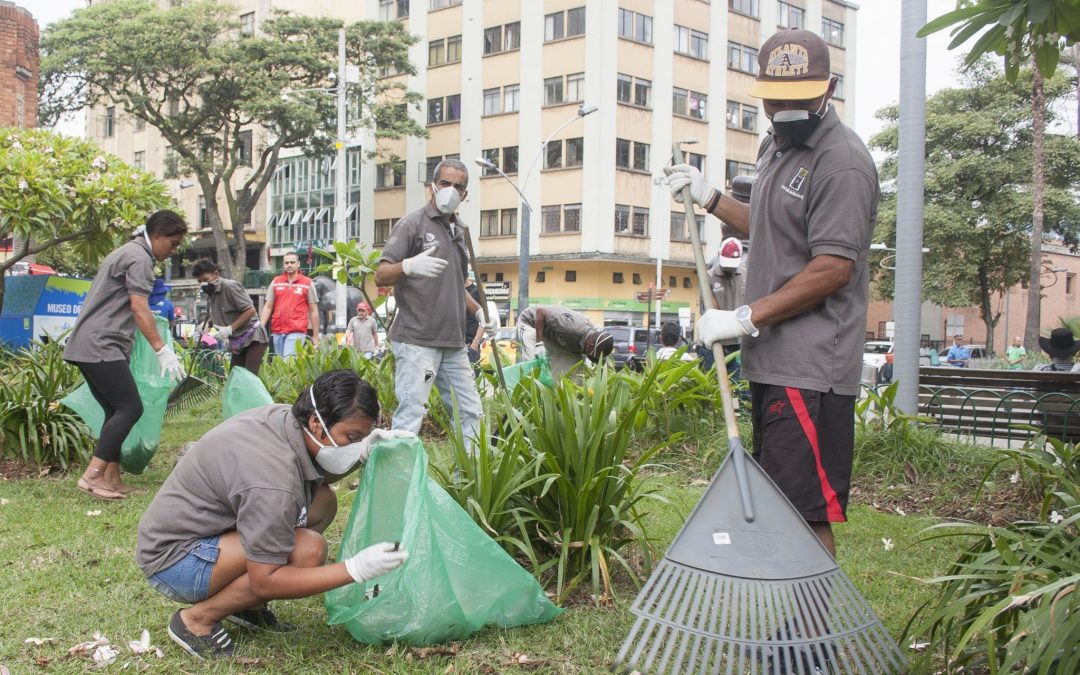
[
  {"xmin": 155, "ymin": 345, "xmax": 186, "ymax": 381},
  {"xmin": 357, "ymin": 428, "xmax": 416, "ymax": 464},
  {"xmin": 696, "ymin": 309, "xmax": 754, "ymax": 347},
  {"xmin": 534, "ymin": 343, "xmax": 547, "ymax": 358},
  {"xmin": 211, "ymin": 324, "xmax": 232, "ymax": 340},
  {"xmin": 344, "ymin": 542, "xmax": 409, "ymax": 583},
  {"xmin": 401, "ymin": 247, "xmax": 447, "ymax": 278},
  {"xmin": 665, "ymin": 164, "xmax": 718, "ymax": 209},
  {"xmin": 475, "ymin": 308, "xmax": 497, "ymax": 338}
]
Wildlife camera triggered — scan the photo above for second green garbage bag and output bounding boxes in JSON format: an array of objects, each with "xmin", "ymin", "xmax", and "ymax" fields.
[{"xmin": 325, "ymin": 436, "xmax": 562, "ymax": 645}]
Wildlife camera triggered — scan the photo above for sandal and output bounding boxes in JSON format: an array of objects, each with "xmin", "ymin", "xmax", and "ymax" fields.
[
  {"xmin": 76, "ymin": 477, "xmax": 125, "ymax": 501},
  {"xmin": 110, "ymin": 483, "xmax": 145, "ymax": 495}
]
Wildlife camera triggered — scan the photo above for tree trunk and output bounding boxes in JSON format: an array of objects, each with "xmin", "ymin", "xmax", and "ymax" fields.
[
  {"xmin": 1075, "ymin": 44, "xmax": 1079, "ymax": 140},
  {"xmin": 1023, "ymin": 66, "xmax": 1046, "ymax": 353}
]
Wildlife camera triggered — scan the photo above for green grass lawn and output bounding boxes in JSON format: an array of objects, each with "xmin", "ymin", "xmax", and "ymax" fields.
[{"xmin": 0, "ymin": 400, "xmax": 967, "ymax": 673}]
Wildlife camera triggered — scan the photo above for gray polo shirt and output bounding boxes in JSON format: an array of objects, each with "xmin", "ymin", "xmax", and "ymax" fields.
[
  {"xmin": 347, "ymin": 315, "xmax": 378, "ymax": 352},
  {"xmin": 519, "ymin": 305, "xmax": 596, "ymax": 355},
  {"xmin": 380, "ymin": 203, "xmax": 469, "ymax": 348},
  {"xmin": 209, "ymin": 278, "xmax": 266, "ymax": 344},
  {"xmin": 63, "ymin": 238, "xmax": 156, "ymax": 363},
  {"xmin": 136, "ymin": 404, "xmax": 323, "ymax": 576},
  {"xmin": 741, "ymin": 106, "xmax": 879, "ymax": 396}
]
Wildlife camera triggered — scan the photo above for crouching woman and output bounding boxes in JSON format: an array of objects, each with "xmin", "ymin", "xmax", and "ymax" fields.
[{"xmin": 136, "ymin": 369, "xmax": 412, "ymax": 659}]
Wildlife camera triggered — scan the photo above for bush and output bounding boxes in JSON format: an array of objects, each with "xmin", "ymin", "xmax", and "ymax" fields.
[
  {"xmin": 0, "ymin": 341, "xmax": 93, "ymax": 468},
  {"xmin": 855, "ymin": 381, "xmax": 957, "ymax": 485},
  {"xmin": 258, "ymin": 340, "xmax": 397, "ymax": 413}
]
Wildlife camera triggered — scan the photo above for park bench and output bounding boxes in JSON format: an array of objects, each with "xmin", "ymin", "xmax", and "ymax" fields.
[{"xmin": 917, "ymin": 367, "xmax": 1080, "ymax": 445}]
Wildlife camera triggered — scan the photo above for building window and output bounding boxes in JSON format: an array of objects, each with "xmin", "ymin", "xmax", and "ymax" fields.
[
  {"xmin": 728, "ymin": 42, "xmax": 759, "ymax": 75},
  {"xmin": 617, "ymin": 74, "xmax": 632, "ymax": 103},
  {"xmin": 563, "ymin": 203, "xmax": 581, "ymax": 232},
  {"xmin": 688, "ymin": 91, "xmax": 708, "ymax": 120},
  {"xmin": 567, "ymin": 7, "xmax": 586, "ymax": 36},
  {"xmin": 504, "ymin": 22, "xmax": 521, "ymax": 50},
  {"xmin": 725, "ymin": 159, "xmax": 756, "ymax": 186},
  {"xmin": 674, "ymin": 25, "xmax": 709, "ymax": 60},
  {"xmin": 484, "ymin": 26, "xmax": 502, "ymax": 54},
  {"xmin": 726, "ymin": 100, "xmax": 757, "ymax": 131},
  {"xmin": 616, "ymin": 138, "xmax": 631, "ymax": 168},
  {"xmin": 238, "ymin": 188, "xmax": 252, "ymax": 225},
  {"xmin": 634, "ymin": 77, "xmax": 651, "ymax": 108},
  {"xmin": 500, "ymin": 208, "xmax": 517, "ymax": 235},
  {"xmin": 504, "ymin": 84, "xmax": 520, "ymax": 112},
  {"xmin": 239, "ymin": 11, "xmax": 255, "ymax": 34},
  {"xmin": 535, "ymin": 271, "xmax": 546, "ymax": 282},
  {"xmin": 426, "ymin": 94, "xmax": 460, "ymax": 124},
  {"xmin": 832, "ymin": 73, "xmax": 845, "ymax": 100},
  {"xmin": 542, "ymin": 205, "xmax": 562, "ymax": 233},
  {"xmin": 104, "ymin": 106, "xmax": 115, "ymax": 137},
  {"xmin": 376, "ymin": 163, "xmax": 403, "ymax": 188},
  {"xmin": 481, "ymin": 147, "xmax": 500, "ymax": 175},
  {"xmin": 565, "ymin": 137, "xmax": 583, "ymax": 167},
  {"xmin": 480, "ymin": 209, "xmax": 500, "ymax": 237},
  {"xmin": 545, "ymin": 11, "xmax": 564, "ymax": 41},
  {"xmin": 541, "ymin": 204, "xmax": 581, "ymax": 234},
  {"xmin": 484, "ymin": 22, "xmax": 519, "ymax": 55},
  {"xmin": 688, "ymin": 152, "xmax": 706, "ymax": 172},
  {"xmin": 822, "ymin": 17, "xmax": 845, "ymax": 47},
  {"xmin": 380, "ymin": 0, "xmax": 409, "ymax": 20},
  {"xmin": 429, "ymin": 38, "xmax": 445, "ymax": 66},
  {"xmin": 546, "ymin": 7, "xmax": 585, "ymax": 41},
  {"xmin": 777, "ymin": 2, "xmax": 805, "ymax": 29},
  {"xmin": 614, "ymin": 204, "xmax": 630, "ymax": 234},
  {"xmin": 483, "ymin": 87, "xmax": 500, "ymax": 116},
  {"xmin": 544, "ymin": 76, "xmax": 564, "ymax": 106},
  {"xmin": 134, "ymin": 117, "xmax": 145, "ymax": 132},
  {"xmin": 669, "ymin": 275, "xmax": 677, "ymax": 288},
  {"xmin": 618, "ymin": 9, "xmax": 652, "ymax": 45},
  {"xmin": 133, "ymin": 151, "xmax": 145, "ymax": 171},
  {"xmin": 618, "ymin": 74, "xmax": 651, "ymax": 108},
  {"xmin": 164, "ymin": 145, "xmax": 180, "ymax": 178},
  {"xmin": 446, "ymin": 34, "xmax": 461, "ymax": 62},
  {"xmin": 237, "ymin": 129, "xmax": 253, "ymax": 166},
  {"xmin": 198, "ymin": 195, "xmax": 208, "ymax": 229},
  {"xmin": 425, "ymin": 155, "xmax": 442, "ymax": 182},
  {"xmin": 503, "ymin": 146, "xmax": 519, "ymax": 173},
  {"xmin": 632, "ymin": 273, "xmax": 642, "ymax": 284},
  {"xmin": 729, "ymin": 0, "xmax": 759, "ymax": 19},
  {"xmin": 633, "ymin": 142, "xmax": 650, "ymax": 171},
  {"xmin": 613, "ymin": 272, "xmax": 624, "ymax": 284},
  {"xmin": 631, "ymin": 207, "xmax": 649, "ymax": 236},
  {"xmin": 544, "ymin": 140, "xmax": 563, "ymax": 169},
  {"xmin": 565, "ymin": 270, "xmax": 577, "ymax": 282},
  {"xmin": 670, "ymin": 212, "xmax": 705, "ymax": 242},
  {"xmin": 374, "ymin": 218, "xmax": 394, "ymax": 245},
  {"xmin": 566, "ymin": 72, "xmax": 585, "ymax": 103},
  {"xmin": 430, "ymin": 0, "xmax": 461, "ymax": 9}
]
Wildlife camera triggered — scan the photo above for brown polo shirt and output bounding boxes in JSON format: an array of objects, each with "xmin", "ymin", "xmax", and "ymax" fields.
[
  {"xmin": 741, "ymin": 106, "xmax": 879, "ymax": 396},
  {"xmin": 136, "ymin": 405, "xmax": 322, "ymax": 576},
  {"xmin": 379, "ymin": 203, "xmax": 470, "ymax": 348}
]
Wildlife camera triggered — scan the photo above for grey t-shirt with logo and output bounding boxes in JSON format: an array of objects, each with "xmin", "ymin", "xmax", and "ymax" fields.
[
  {"xmin": 519, "ymin": 305, "xmax": 596, "ymax": 354},
  {"xmin": 380, "ymin": 203, "xmax": 470, "ymax": 348},
  {"xmin": 208, "ymin": 278, "xmax": 267, "ymax": 344},
  {"xmin": 741, "ymin": 107, "xmax": 879, "ymax": 396},
  {"xmin": 63, "ymin": 238, "xmax": 156, "ymax": 363},
  {"xmin": 136, "ymin": 404, "xmax": 323, "ymax": 576}
]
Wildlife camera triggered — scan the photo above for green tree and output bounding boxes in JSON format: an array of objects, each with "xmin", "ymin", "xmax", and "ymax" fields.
[
  {"xmin": 870, "ymin": 62, "xmax": 1080, "ymax": 354},
  {"xmin": 39, "ymin": 0, "xmax": 424, "ymax": 279},
  {"xmin": 919, "ymin": 0, "xmax": 1080, "ymax": 351},
  {"xmin": 0, "ymin": 127, "xmax": 171, "ymax": 312}
]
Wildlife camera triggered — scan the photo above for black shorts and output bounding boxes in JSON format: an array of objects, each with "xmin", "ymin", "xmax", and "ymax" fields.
[{"xmin": 750, "ymin": 383, "xmax": 854, "ymax": 523}]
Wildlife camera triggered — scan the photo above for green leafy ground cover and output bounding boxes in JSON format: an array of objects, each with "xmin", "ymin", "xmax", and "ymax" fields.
[{"xmin": 0, "ymin": 397, "xmax": 982, "ymax": 674}]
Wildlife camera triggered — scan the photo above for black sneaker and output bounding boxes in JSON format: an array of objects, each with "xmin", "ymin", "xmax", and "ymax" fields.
[
  {"xmin": 167, "ymin": 609, "xmax": 235, "ymax": 659},
  {"xmin": 226, "ymin": 605, "xmax": 297, "ymax": 633}
]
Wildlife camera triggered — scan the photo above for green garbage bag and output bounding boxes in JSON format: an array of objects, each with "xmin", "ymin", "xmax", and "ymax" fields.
[
  {"xmin": 501, "ymin": 354, "xmax": 554, "ymax": 392},
  {"xmin": 222, "ymin": 367, "xmax": 274, "ymax": 420},
  {"xmin": 325, "ymin": 437, "xmax": 562, "ymax": 645},
  {"xmin": 60, "ymin": 316, "xmax": 173, "ymax": 474}
]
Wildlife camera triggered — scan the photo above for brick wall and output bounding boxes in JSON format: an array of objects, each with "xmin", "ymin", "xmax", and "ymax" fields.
[{"xmin": 0, "ymin": 2, "xmax": 39, "ymax": 129}]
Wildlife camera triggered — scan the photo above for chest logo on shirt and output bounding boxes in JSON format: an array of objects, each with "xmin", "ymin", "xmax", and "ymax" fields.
[
  {"xmin": 421, "ymin": 232, "xmax": 438, "ymax": 252},
  {"xmin": 296, "ymin": 506, "xmax": 308, "ymax": 528},
  {"xmin": 782, "ymin": 167, "xmax": 810, "ymax": 200}
]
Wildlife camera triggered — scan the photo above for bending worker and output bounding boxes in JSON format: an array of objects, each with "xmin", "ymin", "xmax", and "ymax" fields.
[
  {"xmin": 517, "ymin": 305, "xmax": 614, "ymax": 378},
  {"xmin": 137, "ymin": 369, "xmax": 412, "ymax": 659},
  {"xmin": 192, "ymin": 259, "xmax": 268, "ymax": 375}
]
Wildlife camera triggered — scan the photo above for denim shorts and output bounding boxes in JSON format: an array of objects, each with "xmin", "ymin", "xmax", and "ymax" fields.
[{"xmin": 146, "ymin": 536, "xmax": 221, "ymax": 603}]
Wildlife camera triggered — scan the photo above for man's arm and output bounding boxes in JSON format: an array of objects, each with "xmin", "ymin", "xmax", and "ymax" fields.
[
  {"xmin": 259, "ymin": 287, "xmax": 275, "ymax": 327},
  {"xmin": 308, "ymin": 302, "xmax": 319, "ymax": 337},
  {"xmin": 370, "ymin": 321, "xmax": 380, "ymax": 347},
  {"xmin": 470, "ymin": 321, "xmax": 485, "ymax": 350},
  {"xmin": 465, "ymin": 292, "xmax": 481, "ymax": 316},
  {"xmin": 703, "ymin": 195, "xmax": 751, "ymax": 238},
  {"xmin": 374, "ymin": 261, "xmax": 404, "ymax": 286},
  {"xmin": 746, "ymin": 254, "xmax": 854, "ymax": 329},
  {"xmin": 534, "ymin": 308, "xmax": 547, "ymax": 344}
]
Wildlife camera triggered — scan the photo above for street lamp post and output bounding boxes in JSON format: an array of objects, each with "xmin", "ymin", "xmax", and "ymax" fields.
[{"xmin": 510, "ymin": 104, "xmax": 597, "ymax": 319}]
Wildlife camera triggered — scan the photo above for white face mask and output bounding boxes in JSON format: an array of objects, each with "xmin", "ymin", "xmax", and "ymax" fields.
[
  {"xmin": 433, "ymin": 185, "xmax": 462, "ymax": 215},
  {"xmin": 302, "ymin": 386, "xmax": 365, "ymax": 474}
]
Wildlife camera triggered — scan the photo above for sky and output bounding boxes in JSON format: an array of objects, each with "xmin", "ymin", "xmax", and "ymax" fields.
[{"xmin": 29, "ymin": 0, "xmax": 1008, "ymax": 145}]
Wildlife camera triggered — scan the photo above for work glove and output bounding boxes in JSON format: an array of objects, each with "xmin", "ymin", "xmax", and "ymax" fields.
[
  {"xmin": 343, "ymin": 542, "xmax": 409, "ymax": 583},
  {"xmin": 357, "ymin": 428, "xmax": 416, "ymax": 465},
  {"xmin": 211, "ymin": 324, "xmax": 232, "ymax": 341},
  {"xmin": 664, "ymin": 164, "xmax": 718, "ymax": 209},
  {"xmin": 695, "ymin": 309, "xmax": 756, "ymax": 347},
  {"xmin": 534, "ymin": 343, "xmax": 547, "ymax": 358},
  {"xmin": 401, "ymin": 247, "xmax": 447, "ymax": 278},
  {"xmin": 475, "ymin": 308, "xmax": 497, "ymax": 338},
  {"xmin": 154, "ymin": 345, "xmax": 186, "ymax": 381}
]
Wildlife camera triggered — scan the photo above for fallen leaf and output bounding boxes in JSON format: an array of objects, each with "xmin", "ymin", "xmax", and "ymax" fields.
[
  {"xmin": 408, "ymin": 645, "xmax": 459, "ymax": 660},
  {"xmin": 34, "ymin": 656, "xmax": 51, "ymax": 666},
  {"xmin": 1, "ymin": 665, "xmax": 9, "ymax": 675},
  {"xmin": 127, "ymin": 629, "xmax": 154, "ymax": 655},
  {"xmin": 881, "ymin": 538, "xmax": 895, "ymax": 551},
  {"xmin": 38, "ymin": 467, "xmax": 50, "ymax": 477},
  {"xmin": 1004, "ymin": 592, "xmax": 1037, "ymax": 611},
  {"xmin": 92, "ymin": 644, "xmax": 119, "ymax": 666},
  {"xmin": 86, "ymin": 510, "xmax": 102, "ymax": 517},
  {"xmin": 1050, "ymin": 510, "xmax": 1064, "ymax": 524},
  {"xmin": 24, "ymin": 637, "xmax": 55, "ymax": 646},
  {"xmin": 443, "ymin": 665, "xmax": 454, "ymax": 673},
  {"xmin": 236, "ymin": 656, "xmax": 263, "ymax": 667},
  {"xmin": 908, "ymin": 641, "xmax": 930, "ymax": 651},
  {"xmin": 0, "ymin": 498, "xmax": 9, "ymax": 505},
  {"xmin": 502, "ymin": 652, "xmax": 546, "ymax": 669},
  {"xmin": 894, "ymin": 506, "xmax": 906, "ymax": 516}
]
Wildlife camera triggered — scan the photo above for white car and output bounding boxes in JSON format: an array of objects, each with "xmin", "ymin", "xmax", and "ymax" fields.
[{"xmin": 862, "ymin": 341, "xmax": 893, "ymax": 371}]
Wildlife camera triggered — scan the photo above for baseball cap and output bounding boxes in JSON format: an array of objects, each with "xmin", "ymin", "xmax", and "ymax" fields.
[
  {"xmin": 355, "ymin": 302, "xmax": 372, "ymax": 312},
  {"xmin": 717, "ymin": 237, "xmax": 743, "ymax": 270},
  {"xmin": 748, "ymin": 28, "xmax": 831, "ymax": 101},
  {"xmin": 586, "ymin": 331, "xmax": 614, "ymax": 361}
]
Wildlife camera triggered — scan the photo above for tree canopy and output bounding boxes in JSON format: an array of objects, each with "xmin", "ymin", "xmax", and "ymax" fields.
[
  {"xmin": 0, "ymin": 127, "xmax": 172, "ymax": 311},
  {"xmin": 39, "ymin": 0, "xmax": 425, "ymax": 279},
  {"xmin": 870, "ymin": 62, "xmax": 1080, "ymax": 352}
]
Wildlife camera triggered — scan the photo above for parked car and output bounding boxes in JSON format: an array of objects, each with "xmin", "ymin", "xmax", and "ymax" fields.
[
  {"xmin": 941, "ymin": 344, "xmax": 989, "ymax": 367},
  {"xmin": 862, "ymin": 341, "xmax": 893, "ymax": 370},
  {"xmin": 478, "ymin": 327, "xmax": 518, "ymax": 369},
  {"xmin": 607, "ymin": 326, "xmax": 663, "ymax": 370}
]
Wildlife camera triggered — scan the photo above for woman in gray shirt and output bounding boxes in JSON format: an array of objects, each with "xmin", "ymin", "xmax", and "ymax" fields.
[
  {"xmin": 191, "ymin": 259, "xmax": 268, "ymax": 375},
  {"xmin": 63, "ymin": 210, "xmax": 188, "ymax": 500}
]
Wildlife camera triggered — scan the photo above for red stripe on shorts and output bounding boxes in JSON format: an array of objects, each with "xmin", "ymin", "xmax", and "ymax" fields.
[{"xmin": 785, "ymin": 387, "xmax": 845, "ymax": 522}]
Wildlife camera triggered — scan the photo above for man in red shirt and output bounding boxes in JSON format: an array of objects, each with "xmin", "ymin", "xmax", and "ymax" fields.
[{"xmin": 259, "ymin": 252, "xmax": 319, "ymax": 358}]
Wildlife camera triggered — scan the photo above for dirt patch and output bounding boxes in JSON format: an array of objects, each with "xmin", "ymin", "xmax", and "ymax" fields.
[
  {"xmin": 853, "ymin": 476, "xmax": 1040, "ymax": 527},
  {"xmin": 0, "ymin": 459, "xmax": 58, "ymax": 482}
]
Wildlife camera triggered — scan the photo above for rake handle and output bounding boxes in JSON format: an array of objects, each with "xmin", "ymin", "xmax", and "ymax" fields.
[
  {"xmin": 461, "ymin": 225, "xmax": 508, "ymax": 393},
  {"xmin": 673, "ymin": 144, "xmax": 754, "ymax": 523}
]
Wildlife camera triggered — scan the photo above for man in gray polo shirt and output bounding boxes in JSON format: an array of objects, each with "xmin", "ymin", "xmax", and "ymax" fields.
[
  {"xmin": 666, "ymin": 27, "xmax": 879, "ymax": 562},
  {"xmin": 374, "ymin": 159, "xmax": 495, "ymax": 452}
]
